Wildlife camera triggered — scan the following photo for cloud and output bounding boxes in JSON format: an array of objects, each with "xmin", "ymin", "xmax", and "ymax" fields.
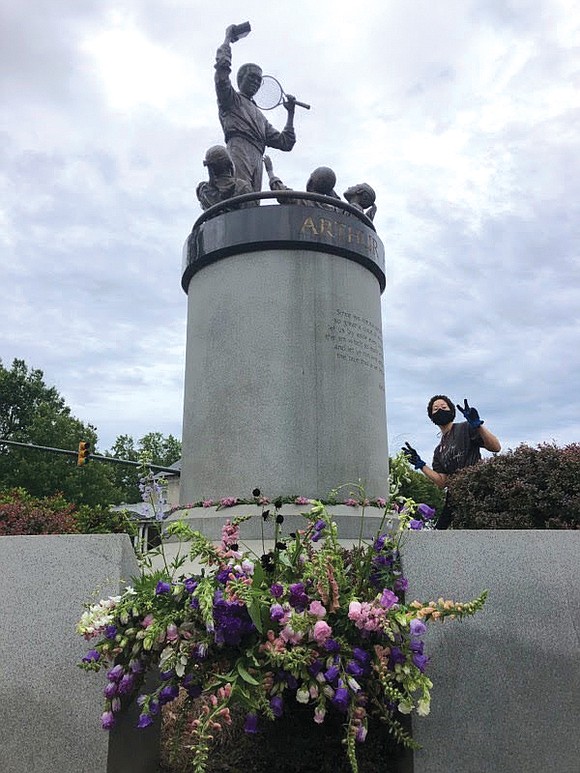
[{"xmin": 1, "ymin": 0, "xmax": 578, "ymax": 469}]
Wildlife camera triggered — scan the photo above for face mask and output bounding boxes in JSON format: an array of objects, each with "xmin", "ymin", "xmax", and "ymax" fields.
[{"xmin": 431, "ymin": 409, "xmax": 454, "ymax": 426}]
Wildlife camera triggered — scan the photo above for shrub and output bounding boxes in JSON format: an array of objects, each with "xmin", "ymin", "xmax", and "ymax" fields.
[
  {"xmin": 0, "ymin": 488, "xmax": 79, "ymax": 535},
  {"xmin": 0, "ymin": 488, "xmax": 137, "ymax": 537},
  {"xmin": 449, "ymin": 443, "xmax": 580, "ymax": 529},
  {"xmin": 74, "ymin": 504, "xmax": 137, "ymax": 537}
]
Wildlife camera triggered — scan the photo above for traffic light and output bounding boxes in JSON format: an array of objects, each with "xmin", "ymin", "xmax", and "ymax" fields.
[{"xmin": 77, "ymin": 441, "xmax": 91, "ymax": 466}]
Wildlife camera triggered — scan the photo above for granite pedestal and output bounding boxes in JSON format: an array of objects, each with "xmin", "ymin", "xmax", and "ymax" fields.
[
  {"xmin": 0, "ymin": 534, "xmax": 159, "ymax": 773},
  {"xmin": 402, "ymin": 530, "xmax": 580, "ymax": 773},
  {"xmin": 180, "ymin": 200, "xmax": 388, "ymax": 504}
]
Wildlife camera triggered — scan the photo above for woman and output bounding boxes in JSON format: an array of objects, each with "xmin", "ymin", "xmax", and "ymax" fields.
[{"xmin": 403, "ymin": 395, "xmax": 501, "ymax": 529}]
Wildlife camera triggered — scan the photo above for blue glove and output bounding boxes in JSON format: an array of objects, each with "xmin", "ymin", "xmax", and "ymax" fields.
[
  {"xmin": 456, "ymin": 398, "xmax": 484, "ymax": 428},
  {"xmin": 402, "ymin": 442, "xmax": 426, "ymax": 470}
]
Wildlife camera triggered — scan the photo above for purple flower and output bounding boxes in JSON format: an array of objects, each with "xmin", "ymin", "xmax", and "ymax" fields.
[
  {"xmin": 324, "ymin": 665, "xmax": 339, "ymax": 684},
  {"xmin": 105, "ymin": 625, "xmax": 117, "ymax": 639},
  {"xmin": 184, "ymin": 578, "xmax": 198, "ymax": 594},
  {"xmin": 129, "ymin": 659, "xmax": 145, "ymax": 674},
  {"xmin": 314, "ymin": 519, "xmax": 326, "ymax": 531},
  {"xmin": 244, "ymin": 713, "xmax": 259, "ymax": 734},
  {"xmin": 324, "ymin": 638, "xmax": 340, "ymax": 653},
  {"xmin": 101, "ymin": 710, "xmax": 115, "ymax": 730},
  {"xmin": 380, "ymin": 589, "xmax": 399, "ymax": 609},
  {"xmin": 270, "ymin": 696, "xmax": 284, "ymax": 718},
  {"xmin": 373, "ymin": 534, "xmax": 387, "ymax": 551},
  {"xmin": 308, "ymin": 659, "xmax": 324, "ymax": 677},
  {"xmin": 389, "ymin": 647, "xmax": 406, "ymax": 667},
  {"xmin": 410, "ymin": 639, "xmax": 424, "ymax": 654},
  {"xmin": 155, "ymin": 580, "xmax": 171, "ymax": 595},
  {"xmin": 82, "ymin": 649, "xmax": 100, "ymax": 663},
  {"xmin": 270, "ymin": 583, "xmax": 284, "ymax": 598},
  {"xmin": 410, "ymin": 619, "xmax": 427, "ymax": 637},
  {"xmin": 159, "ymin": 684, "xmax": 179, "ymax": 705},
  {"xmin": 352, "ymin": 647, "xmax": 371, "ymax": 666},
  {"xmin": 346, "ymin": 660, "xmax": 364, "ymax": 677},
  {"xmin": 107, "ymin": 665, "xmax": 124, "ymax": 682},
  {"xmin": 137, "ymin": 713, "xmax": 154, "ymax": 729},
  {"xmin": 331, "ymin": 687, "xmax": 350, "ymax": 712},
  {"xmin": 409, "ymin": 519, "xmax": 423, "ymax": 530},
  {"xmin": 160, "ymin": 669, "xmax": 175, "ymax": 681},
  {"xmin": 412, "ymin": 653, "xmax": 429, "ymax": 672},
  {"xmin": 118, "ymin": 674, "xmax": 135, "ymax": 695},
  {"xmin": 103, "ymin": 682, "xmax": 118, "ymax": 699},
  {"xmin": 418, "ymin": 503, "xmax": 436, "ymax": 520},
  {"xmin": 394, "ymin": 577, "xmax": 409, "ymax": 592},
  {"xmin": 311, "ymin": 531, "xmax": 323, "ymax": 543},
  {"xmin": 270, "ymin": 603, "xmax": 285, "ymax": 621}
]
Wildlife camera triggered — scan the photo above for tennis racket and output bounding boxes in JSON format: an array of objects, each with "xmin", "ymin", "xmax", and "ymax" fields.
[{"xmin": 254, "ymin": 75, "xmax": 310, "ymax": 110}]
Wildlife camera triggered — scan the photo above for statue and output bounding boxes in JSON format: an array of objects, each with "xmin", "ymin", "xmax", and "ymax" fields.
[
  {"xmin": 214, "ymin": 23, "xmax": 298, "ymax": 192},
  {"xmin": 263, "ymin": 155, "xmax": 340, "ymax": 206},
  {"xmin": 196, "ymin": 145, "xmax": 257, "ymax": 211},
  {"xmin": 344, "ymin": 184, "xmax": 377, "ymax": 221}
]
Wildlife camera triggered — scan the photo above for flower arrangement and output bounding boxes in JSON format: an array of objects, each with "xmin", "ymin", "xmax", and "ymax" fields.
[{"xmin": 78, "ymin": 455, "xmax": 486, "ymax": 773}]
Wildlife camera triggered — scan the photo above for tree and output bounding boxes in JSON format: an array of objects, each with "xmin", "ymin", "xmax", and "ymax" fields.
[
  {"xmin": 1, "ymin": 359, "xmax": 183, "ymax": 507},
  {"xmin": 0, "ymin": 359, "xmax": 121, "ymax": 506},
  {"xmin": 105, "ymin": 431, "xmax": 181, "ymax": 503}
]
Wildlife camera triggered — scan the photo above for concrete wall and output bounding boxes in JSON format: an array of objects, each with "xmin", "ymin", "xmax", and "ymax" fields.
[
  {"xmin": 0, "ymin": 535, "xmax": 159, "ymax": 773},
  {"xmin": 181, "ymin": 247, "xmax": 388, "ymax": 503},
  {"xmin": 402, "ymin": 531, "xmax": 580, "ymax": 773}
]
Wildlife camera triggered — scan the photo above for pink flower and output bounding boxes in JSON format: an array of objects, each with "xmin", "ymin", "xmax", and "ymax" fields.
[
  {"xmin": 309, "ymin": 600, "xmax": 327, "ymax": 618},
  {"xmin": 376, "ymin": 497, "xmax": 387, "ymax": 508},
  {"xmin": 312, "ymin": 620, "xmax": 332, "ymax": 645},
  {"xmin": 219, "ymin": 497, "xmax": 238, "ymax": 508},
  {"xmin": 294, "ymin": 496, "xmax": 310, "ymax": 505},
  {"xmin": 314, "ymin": 706, "xmax": 326, "ymax": 724},
  {"xmin": 343, "ymin": 498, "xmax": 359, "ymax": 507},
  {"xmin": 280, "ymin": 624, "xmax": 303, "ymax": 645},
  {"xmin": 141, "ymin": 614, "xmax": 154, "ymax": 628},
  {"xmin": 166, "ymin": 623, "xmax": 179, "ymax": 642},
  {"xmin": 348, "ymin": 601, "xmax": 362, "ymax": 622},
  {"xmin": 202, "ymin": 499, "xmax": 214, "ymax": 508}
]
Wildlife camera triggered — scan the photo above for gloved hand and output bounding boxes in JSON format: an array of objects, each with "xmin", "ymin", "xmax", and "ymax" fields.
[
  {"xmin": 402, "ymin": 442, "xmax": 426, "ymax": 470},
  {"xmin": 456, "ymin": 398, "xmax": 484, "ymax": 428}
]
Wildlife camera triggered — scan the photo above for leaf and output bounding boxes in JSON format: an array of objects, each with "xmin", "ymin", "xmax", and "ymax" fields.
[
  {"xmin": 247, "ymin": 599, "xmax": 263, "ymax": 633},
  {"xmin": 236, "ymin": 661, "xmax": 260, "ymax": 686}
]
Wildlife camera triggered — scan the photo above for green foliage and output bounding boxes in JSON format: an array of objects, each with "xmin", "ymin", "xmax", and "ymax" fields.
[
  {"xmin": 73, "ymin": 504, "xmax": 138, "ymax": 536},
  {"xmin": 389, "ymin": 457, "xmax": 444, "ymax": 515},
  {"xmin": 105, "ymin": 432, "xmax": 181, "ymax": 504},
  {"xmin": 450, "ymin": 443, "xmax": 580, "ymax": 529}
]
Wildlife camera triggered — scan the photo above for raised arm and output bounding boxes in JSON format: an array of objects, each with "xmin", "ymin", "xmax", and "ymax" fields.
[{"xmin": 214, "ymin": 27, "xmax": 237, "ymax": 109}]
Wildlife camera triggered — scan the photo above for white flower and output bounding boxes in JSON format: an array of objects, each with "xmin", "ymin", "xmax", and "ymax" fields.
[
  {"xmin": 417, "ymin": 698, "xmax": 431, "ymax": 716},
  {"xmin": 397, "ymin": 700, "xmax": 413, "ymax": 715},
  {"xmin": 296, "ymin": 687, "xmax": 309, "ymax": 704}
]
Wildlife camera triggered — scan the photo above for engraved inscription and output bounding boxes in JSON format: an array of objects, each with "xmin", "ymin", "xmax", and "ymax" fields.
[
  {"xmin": 300, "ymin": 216, "xmax": 379, "ymax": 258},
  {"xmin": 325, "ymin": 309, "xmax": 385, "ymax": 381}
]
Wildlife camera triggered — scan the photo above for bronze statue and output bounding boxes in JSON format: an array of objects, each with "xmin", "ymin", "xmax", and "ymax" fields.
[
  {"xmin": 196, "ymin": 145, "xmax": 256, "ymax": 211},
  {"xmin": 214, "ymin": 24, "xmax": 297, "ymax": 192},
  {"xmin": 344, "ymin": 184, "xmax": 377, "ymax": 221},
  {"xmin": 263, "ymin": 156, "xmax": 340, "ymax": 206}
]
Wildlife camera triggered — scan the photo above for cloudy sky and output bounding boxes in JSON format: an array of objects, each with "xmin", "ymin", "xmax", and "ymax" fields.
[{"xmin": 1, "ymin": 0, "xmax": 579, "ymax": 464}]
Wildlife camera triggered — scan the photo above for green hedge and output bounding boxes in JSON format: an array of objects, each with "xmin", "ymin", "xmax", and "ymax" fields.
[{"xmin": 449, "ymin": 443, "xmax": 580, "ymax": 529}]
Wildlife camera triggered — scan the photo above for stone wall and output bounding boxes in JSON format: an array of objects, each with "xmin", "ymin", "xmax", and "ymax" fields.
[
  {"xmin": 0, "ymin": 534, "xmax": 159, "ymax": 773},
  {"xmin": 403, "ymin": 530, "xmax": 580, "ymax": 773}
]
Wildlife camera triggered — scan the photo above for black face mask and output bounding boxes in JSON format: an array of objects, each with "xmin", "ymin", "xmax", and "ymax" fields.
[{"xmin": 431, "ymin": 409, "xmax": 454, "ymax": 426}]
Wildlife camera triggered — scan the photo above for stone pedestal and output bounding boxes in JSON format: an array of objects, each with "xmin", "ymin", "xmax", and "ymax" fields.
[
  {"xmin": 180, "ymin": 201, "xmax": 388, "ymax": 503},
  {"xmin": 0, "ymin": 534, "xmax": 159, "ymax": 773},
  {"xmin": 402, "ymin": 530, "xmax": 580, "ymax": 773}
]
